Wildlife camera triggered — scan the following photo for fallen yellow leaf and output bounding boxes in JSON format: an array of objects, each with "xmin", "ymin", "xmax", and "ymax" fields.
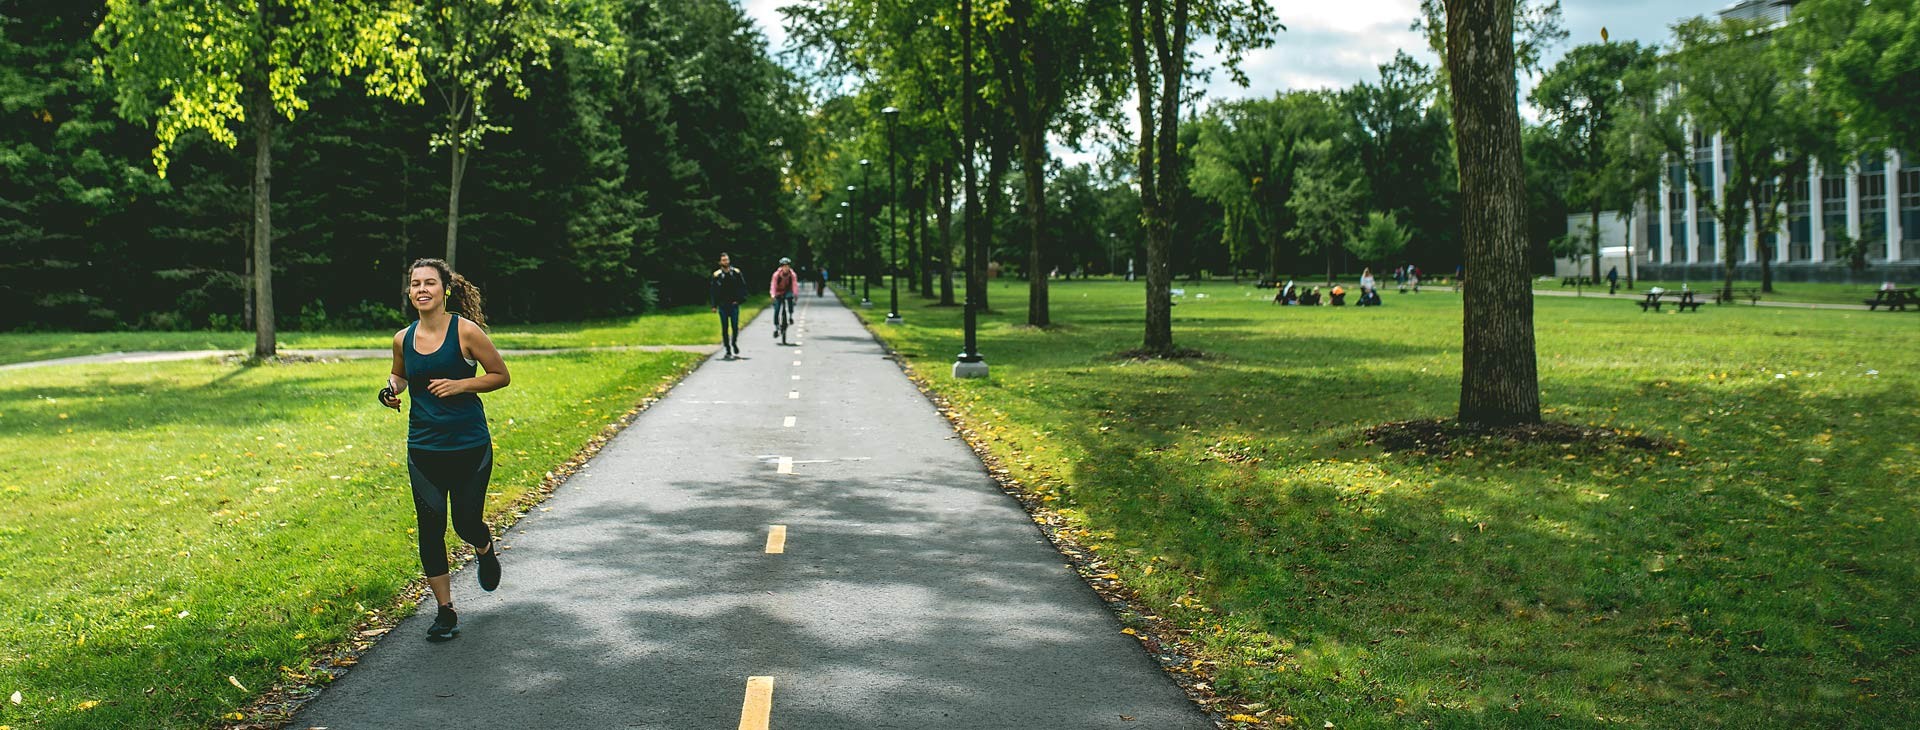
[
  {"xmin": 1227, "ymin": 714, "xmax": 1262, "ymax": 723},
  {"xmin": 76, "ymin": 700, "xmax": 99, "ymax": 710},
  {"xmin": 1120, "ymin": 628, "xmax": 1137, "ymax": 635},
  {"xmin": 227, "ymin": 675, "xmax": 248, "ymax": 692},
  {"xmin": 223, "ymin": 711, "xmax": 245, "ymax": 721}
]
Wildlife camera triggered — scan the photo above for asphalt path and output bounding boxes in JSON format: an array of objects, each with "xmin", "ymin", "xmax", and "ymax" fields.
[{"xmin": 292, "ymin": 292, "xmax": 1209, "ymax": 729}]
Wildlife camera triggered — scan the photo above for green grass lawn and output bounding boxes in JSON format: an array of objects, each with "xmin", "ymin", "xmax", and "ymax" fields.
[
  {"xmin": 0, "ymin": 302, "xmax": 763, "ymax": 366},
  {"xmin": 1538, "ymin": 277, "xmax": 1906, "ymax": 306},
  {"xmin": 858, "ymin": 279, "xmax": 1919, "ymax": 728},
  {"xmin": 0, "ymin": 349, "xmax": 702, "ymax": 729}
]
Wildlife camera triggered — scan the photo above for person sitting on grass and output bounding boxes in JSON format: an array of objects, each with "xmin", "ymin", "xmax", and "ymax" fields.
[
  {"xmin": 1301, "ymin": 287, "xmax": 1320, "ymax": 306},
  {"xmin": 1274, "ymin": 279, "xmax": 1297, "ymax": 305},
  {"xmin": 1329, "ymin": 285, "xmax": 1347, "ymax": 306}
]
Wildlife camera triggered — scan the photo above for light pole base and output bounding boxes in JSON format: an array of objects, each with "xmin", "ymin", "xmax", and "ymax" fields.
[
  {"xmin": 861, "ymin": 299, "xmax": 874, "ymax": 308},
  {"xmin": 952, "ymin": 360, "xmax": 989, "ymax": 379},
  {"xmin": 885, "ymin": 314, "xmax": 903, "ymax": 324}
]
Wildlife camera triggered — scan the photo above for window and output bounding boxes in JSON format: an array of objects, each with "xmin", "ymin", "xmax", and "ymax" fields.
[
  {"xmin": 1788, "ymin": 180, "xmax": 1811, "ymax": 260},
  {"xmin": 1860, "ymin": 167, "xmax": 1887, "ymax": 256},
  {"xmin": 1902, "ymin": 166, "xmax": 1919, "ymax": 258},
  {"xmin": 1697, "ymin": 190, "xmax": 1717, "ymax": 261},
  {"xmin": 1822, "ymin": 173, "xmax": 1848, "ymax": 260},
  {"xmin": 1668, "ymin": 166, "xmax": 1689, "ymax": 261}
]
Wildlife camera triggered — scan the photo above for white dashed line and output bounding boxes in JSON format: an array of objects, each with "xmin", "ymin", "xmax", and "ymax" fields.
[{"xmin": 777, "ymin": 456, "xmax": 794, "ymax": 474}]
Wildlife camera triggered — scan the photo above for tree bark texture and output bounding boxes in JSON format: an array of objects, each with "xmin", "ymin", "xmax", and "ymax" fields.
[
  {"xmin": 980, "ymin": 132, "xmax": 1010, "ymax": 312},
  {"xmin": 1446, "ymin": 0, "xmax": 1540, "ymax": 425},
  {"xmin": 447, "ymin": 144, "xmax": 468, "ymax": 271},
  {"xmin": 1021, "ymin": 124, "xmax": 1050, "ymax": 326},
  {"xmin": 937, "ymin": 162, "xmax": 957, "ymax": 305},
  {"xmin": 250, "ymin": 82, "xmax": 276, "ymax": 359},
  {"xmin": 1131, "ymin": 0, "xmax": 1184, "ymax": 354}
]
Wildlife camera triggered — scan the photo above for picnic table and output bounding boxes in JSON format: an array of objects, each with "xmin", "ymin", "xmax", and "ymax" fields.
[
  {"xmin": 1637, "ymin": 289, "xmax": 1703, "ymax": 313},
  {"xmin": 1864, "ymin": 288, "xmax": 1919, "ymax": 311}
]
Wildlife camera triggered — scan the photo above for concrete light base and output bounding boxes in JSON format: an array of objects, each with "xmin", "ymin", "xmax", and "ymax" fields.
[
  {"xmin": 885, "ymin": 315, "xmax": 904, "ymax": 324},
  {"xmin": 861, "ymin": 299, "xmax": 874, "ymax": 308},
  {"xmin": 952, "ymin": 360, "xmax": 989, "ymax": 379}
]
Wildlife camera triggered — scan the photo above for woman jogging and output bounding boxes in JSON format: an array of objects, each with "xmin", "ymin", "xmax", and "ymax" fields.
[{"xmin": 378, "ymin": 258, "xmax": 511, "ymax": 642}]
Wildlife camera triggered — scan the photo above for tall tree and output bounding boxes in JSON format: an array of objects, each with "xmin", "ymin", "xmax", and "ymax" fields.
[
  {"xmin": 983, "ymin": 0, "xmax": 1125, "ymax": 326},
  {"xmin": 1127, "ymin": 0, "xmax": 1279, "ymax": 354},
  {"xmin": 413, "ymin": 0, "xmax": 606, "ymax": 270},
  {"xmin": 1445, "ymin": 0, "xmax": 1541, "ymax": 425},
  {"xmin": 1529, "ymin": 41, "xmax": 1657, "ymax": 283},
  {"xmin": 1286, "ymin": 139, "xmax": 1364, "ymax": 283},
  {"xmin": 1651, "ymin": 16, "xmax": 1816, "ymax": 297},
  {"xmin": 1341, "ymin": 52, "xmax": 1458, "ymax": 266},
  {"xmin": 95, "ymin": 0, "xmax": 422, "ymax": 357},
  {"xmin": 1783, "ymin": 0, "xmax": 1920, "ymax": 156},
  {"xmin": 1188, "ymin": 92, "xmax": 1336, "ymax": 279}
]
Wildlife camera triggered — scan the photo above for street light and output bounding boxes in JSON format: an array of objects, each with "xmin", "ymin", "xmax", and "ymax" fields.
[
  {"xmin": 838, "ymin": 203, "xmax": 850, "ymax": 294},
  {"xmin": 953, "ymin": 0, "xmax": 985, "ymax": 378},
  {"xmin": 859, "ymin": 160, "xmax": 873, "ymax": 308},
  {"xmin": 883, "ymin": 107, "xmax": 902, "ymax": 324}
]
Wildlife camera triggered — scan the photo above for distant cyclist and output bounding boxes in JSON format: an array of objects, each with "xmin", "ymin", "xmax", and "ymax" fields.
[
  {"xmin": 770, "ymin": 257, "xmax": 798, "ymax": 344},
  {"xmin": 378, "ymin": 258, "xmax": 510, "ymax": 642}
]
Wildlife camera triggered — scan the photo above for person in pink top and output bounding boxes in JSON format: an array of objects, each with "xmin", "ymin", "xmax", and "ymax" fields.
[{"xmin": 769, "ymin": 257, "xmax": 798, "ymax": 344}]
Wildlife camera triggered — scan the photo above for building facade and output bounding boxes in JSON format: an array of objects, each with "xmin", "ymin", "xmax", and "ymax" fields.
[{"xmin": 1628, "ymin": 0, "xmax": 1920, "ymax": 283}]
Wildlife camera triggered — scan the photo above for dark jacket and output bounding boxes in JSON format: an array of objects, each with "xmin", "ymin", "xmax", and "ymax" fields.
[{"xmin": 708, "ymin": 266, "xmax": 747, "ymax": 307}]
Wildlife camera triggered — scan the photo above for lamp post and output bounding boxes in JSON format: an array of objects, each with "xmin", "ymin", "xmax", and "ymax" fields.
[
  {"xmin": 837, "ymin": 204, "xmax": 849, "ymax": 297},
  {"xmin": 883, "ymin": 107, "xmax": 902, "ymax": 324},
  {"xmin": 859, "ymin": 160, "xmax": 873, "ymax": 307},
  {"xmin": 953, "ymin": 0, "xmax": 986, "ymax": 378}
]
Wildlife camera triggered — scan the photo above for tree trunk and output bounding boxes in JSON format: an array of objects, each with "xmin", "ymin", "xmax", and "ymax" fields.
[
  {"xmin": 1755, "ymin": 189, "xmax": 1773, "ymax": 293},
  {"xmin": 1021, "ymin": 124, "xmax": 1050, "ymax": 327},
  {"xmin": 1132, "ymin": 0, "xmax": 1185, "ymax": 355},
  {"xmin": 1589, "ymin": 206, "xmax": 1602, "ymax": 284},
  {"xmin": 1722, "ymin": 187, "xmax": 1742, "ymax": 302},
  {"xmin": 1622, "ymin": 218, "xmax": 1635, "ymax": 288},
  {"xmin": 937, "ymin": 162, "xmax": 957, "ymax": 305},
  {"xmin": 250, "ymin": 82, "xmax": 276, "ymax": 359},
  {"xmin": 1446, "ymin": 0, "xmax": 1539, "ymax": 426},
  {"xmin": 981, "ymin": 131, "xmax": 1010, "ymax": 312},
  {"xmin": 446, "ymin": 143, "xmax": 468, "ymax": 271}
]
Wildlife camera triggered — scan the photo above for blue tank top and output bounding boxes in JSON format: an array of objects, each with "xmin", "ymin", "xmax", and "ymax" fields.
[{"xmin": 403, "ymin": 314, "xmax": 491, "ymax": 450}]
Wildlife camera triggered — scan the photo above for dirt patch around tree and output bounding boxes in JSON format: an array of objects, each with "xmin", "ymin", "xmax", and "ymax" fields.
[{"xmin": 1362, "ymin": 418, "xmax": 1666, "ymax": 456}]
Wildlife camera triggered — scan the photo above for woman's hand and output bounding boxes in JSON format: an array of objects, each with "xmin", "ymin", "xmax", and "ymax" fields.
[{"xmin": 427, "ymin": 378, "xmax": 469, "ymax": 398}]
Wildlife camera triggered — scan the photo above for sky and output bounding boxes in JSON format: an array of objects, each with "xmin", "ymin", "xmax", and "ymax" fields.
[{"xmin": 738, "ymin": 0, "xmax": 1740, "ymax": 159}]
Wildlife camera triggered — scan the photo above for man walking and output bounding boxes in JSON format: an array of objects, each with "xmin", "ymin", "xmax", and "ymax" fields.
[
  {"xmin": 770, "ymin": 257, "xmax": 798, "ymax": 344},
  {"xmin": 709, "ymin": 253, "xmax": 747, "ymax": 359}
]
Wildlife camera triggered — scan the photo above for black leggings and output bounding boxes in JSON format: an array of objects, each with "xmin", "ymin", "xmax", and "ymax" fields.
[{"xmin": 407, "ymin": 445, "xmax": 494, "ymax": 577}]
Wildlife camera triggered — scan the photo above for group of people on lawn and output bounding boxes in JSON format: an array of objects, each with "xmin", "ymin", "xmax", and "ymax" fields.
[{"xmin": 1273, "ymin": 267, "xmax": 1391, "ymax": 307}]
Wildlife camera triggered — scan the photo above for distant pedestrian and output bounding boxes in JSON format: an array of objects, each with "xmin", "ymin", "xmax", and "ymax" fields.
[
  {"xmin": 1607, "ymin": 266, "xmax": 1619, "ymax": 294},
  {"xmin": 1409, "ymin": 265, "xmax": 1421, "ymax": 293},
  {"xmin": 709, "ymin": 253, "xmax": 747, "ymax": 359},
  {"xmin": 1395, "ymin": 266, "xmax": 1407, "ymax": 293},
  {"xmin": 817, "ymin": 265, "xmax": 828, "ymax": 297},
  {"xmin": 378, "ymin": 257, "xmax": 511, "ymax": 642}
]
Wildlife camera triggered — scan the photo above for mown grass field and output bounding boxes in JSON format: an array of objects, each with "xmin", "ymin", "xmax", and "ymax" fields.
[
  {"xmin": 858, "ymin": 279, "xmax": 1919, "ymax": 728},
  {"xmin": 0, "ymin": 302, "xmax": 763, "ymax": 366},
  {"xmin": 0, "ymin": 349, "xmax": 702, "ymax": 729}
]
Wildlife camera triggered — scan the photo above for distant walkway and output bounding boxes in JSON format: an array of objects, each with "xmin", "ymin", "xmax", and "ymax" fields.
[
  {"xmin": 0, "ymin": 344, "xmax": 719, "ymax": 373},
  {"xmin": 1530, "ymin": 287, "xmax": 1873, "ymax": 311}
]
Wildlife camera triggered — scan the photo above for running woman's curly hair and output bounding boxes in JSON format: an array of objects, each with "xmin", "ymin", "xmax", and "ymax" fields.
[{"xmin": 406, "ymin": 258, "xmax": 487, "ymax": 328}]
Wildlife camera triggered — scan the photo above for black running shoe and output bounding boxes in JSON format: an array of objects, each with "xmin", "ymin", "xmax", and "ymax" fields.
[
  {"xmin": 478, "ymin": 544, "xmax": 500, "ymax": 592},
  {"xmin": 426, "ymin": 604, "xmax": 458, "ymax": 642}
]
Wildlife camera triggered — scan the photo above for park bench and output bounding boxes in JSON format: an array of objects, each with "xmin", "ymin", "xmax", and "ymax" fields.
[
  {"xmin": 1562, "ymin": 276, "xmax": 1596, "ymax": 287},
  {"xmin": 1864, "ymin": 288, "xmax": 1919, "ymax": 311},
  {"xmin": 1637, "ymin": 289, "xmax": 1702, "ymax": 313},
  {"xmin": 1713, "ymin": 287, "xmax": 1763, "ymax": 305}
]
